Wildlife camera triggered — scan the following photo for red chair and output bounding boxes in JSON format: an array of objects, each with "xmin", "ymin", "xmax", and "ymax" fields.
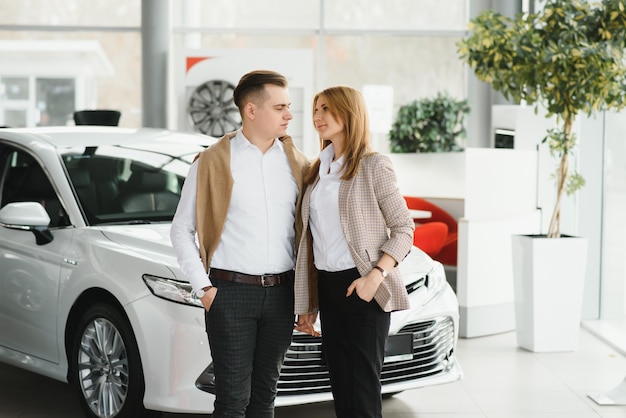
[{"xmin": 404, "ymin": 196, "xmax": 458, "ymax": 266}]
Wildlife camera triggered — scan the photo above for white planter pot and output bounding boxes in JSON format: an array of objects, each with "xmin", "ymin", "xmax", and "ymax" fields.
[{"xmin": 511, "ymin": 234, "xmax": 588, "ymax": 352}]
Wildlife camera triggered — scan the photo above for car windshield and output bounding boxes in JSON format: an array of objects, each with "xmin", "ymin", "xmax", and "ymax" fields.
[{"xmin": 59, "ymin": 143, "xmax": 200, "ymax": 225}]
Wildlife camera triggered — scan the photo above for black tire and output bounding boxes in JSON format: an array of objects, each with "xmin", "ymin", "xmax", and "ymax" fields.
[{"xmin": 70, "ymin": 303, "xmax": 157, "ymax": 418}]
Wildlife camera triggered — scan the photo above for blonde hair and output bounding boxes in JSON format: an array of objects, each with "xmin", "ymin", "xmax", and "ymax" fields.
[{"xmin": 305, "ymin": 86, "xmax": 373, "ymax": 184}]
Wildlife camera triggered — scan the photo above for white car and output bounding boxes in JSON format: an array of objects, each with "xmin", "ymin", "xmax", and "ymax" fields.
[{"xmin": 0, "ymin": 126, "xmax": 461, "ymax": 418}]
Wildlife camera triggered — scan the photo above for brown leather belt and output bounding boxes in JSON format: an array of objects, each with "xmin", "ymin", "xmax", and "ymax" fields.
[{"xmin": 210, "ymin": 268, "xmax": 294, "ymax": 287}]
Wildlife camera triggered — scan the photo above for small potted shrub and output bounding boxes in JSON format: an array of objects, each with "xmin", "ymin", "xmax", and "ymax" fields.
[{"xmin": 388, "ymin": 92, "xmax": 469, "ymax": 153}]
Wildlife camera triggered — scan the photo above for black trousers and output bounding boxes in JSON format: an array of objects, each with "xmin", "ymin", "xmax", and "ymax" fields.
[
  {"xmin": 205, "ymin": 278, "xmax": 294, "ymax": 418},
  {"xmin": 318, "ymin": 268, "xmax": 391, "ymax": 418}
]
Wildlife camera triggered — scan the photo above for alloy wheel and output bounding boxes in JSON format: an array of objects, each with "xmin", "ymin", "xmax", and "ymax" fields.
[{"xmin": 77, "ymin": 317, "xmax": 129, "ymax": 418}]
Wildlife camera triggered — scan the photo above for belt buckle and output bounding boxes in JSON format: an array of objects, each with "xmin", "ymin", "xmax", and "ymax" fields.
[{"xmin": 260, "ymin": 275, "xmax": 272, "ymax": 287}]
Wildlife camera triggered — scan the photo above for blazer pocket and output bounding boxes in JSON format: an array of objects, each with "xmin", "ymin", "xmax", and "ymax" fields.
[{"xmin": 364, "ymin": 247, "xmax": 384, "ymax": 263}]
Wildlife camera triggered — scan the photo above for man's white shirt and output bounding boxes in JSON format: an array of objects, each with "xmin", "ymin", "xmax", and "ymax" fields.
[{"xmin": 170, "ymin": 130, "xmax": 298, "ymax": 291}]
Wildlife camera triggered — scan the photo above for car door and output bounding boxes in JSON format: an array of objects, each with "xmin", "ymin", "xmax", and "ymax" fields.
[{"xmin": 0, "ymin": 147, "xmax": 74, "ymax": 364}]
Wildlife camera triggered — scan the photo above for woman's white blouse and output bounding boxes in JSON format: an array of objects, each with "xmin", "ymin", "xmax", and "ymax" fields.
[{"xmin": 309, "ymin": 144, "xmax": 357, "ymax": 272}]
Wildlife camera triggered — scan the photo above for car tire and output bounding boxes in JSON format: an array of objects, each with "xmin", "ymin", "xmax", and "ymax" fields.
[{"xmin": 70, "ymin": 303, "xmax": 159, "ymax": 418}]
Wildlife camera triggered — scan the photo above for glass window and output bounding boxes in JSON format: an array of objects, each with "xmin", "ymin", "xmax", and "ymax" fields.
[
  {"xmin": 324, "ymin": 0, "xmax": 467, "ymax": 30},
  {"xmin": 322, "ymin": 35, "xmax": 466, "ymax": 106},
  {"xmin": 60, "ymin": 141, "xmax": 205, "ymax": 225},
  {"xmin": 173, "ymin": 0, "xmax": 320, "ymax": 30},
  {"xmin": 0, "ymin": 31, "xmax": 141, "ymax": 128},
  {"xmin": 36, "ymin": 78, "xmax": 75, "ymax": 126},
  {"xmin": 1, "ymin": 77, "xmax": 29, "ymax": 100},
  {"xmin": 0, "ymin": 0, "xmax": 140, "ymax": 27},
  {"xmin": 181, "ymin": 33, "xmax": 314, "ymax": 51},
  {"xmin": 3, "ymin": 110, "xmax": 27, "ymax": 128},
  {"xmin": 602, "ymin": 110, "xmax": 626, "ymax": 315}
]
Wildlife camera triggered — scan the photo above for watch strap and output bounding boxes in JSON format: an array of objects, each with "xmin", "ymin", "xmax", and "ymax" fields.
[{"xmin": 373, "ymin": 265, "xmax": 388, "ymax": 278}]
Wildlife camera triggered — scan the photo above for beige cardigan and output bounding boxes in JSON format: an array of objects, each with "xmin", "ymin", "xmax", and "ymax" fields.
[{"xmin": 194, "ymin": 131, "xmax": 310, "ymax": 273}]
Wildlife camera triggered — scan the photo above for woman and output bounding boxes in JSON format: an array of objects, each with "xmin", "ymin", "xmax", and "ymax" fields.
[{"xmin": 294, "ymin": 86, "xmax": 415, "ymax": 418}]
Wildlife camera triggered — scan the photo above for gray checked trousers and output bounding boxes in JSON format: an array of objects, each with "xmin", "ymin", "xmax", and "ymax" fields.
[{"xmin": 205, "ymin": 278, "xmax": 295, "ymax": 418}]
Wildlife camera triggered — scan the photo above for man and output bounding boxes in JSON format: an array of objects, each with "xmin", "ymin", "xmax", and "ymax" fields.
[{"xmin": 170, "ymin": 70, "xmax": 310, "ymax": 417}]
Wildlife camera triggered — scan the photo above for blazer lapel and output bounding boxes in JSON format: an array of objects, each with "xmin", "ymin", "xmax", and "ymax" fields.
[
  {"xmin": 301, "ymin": 177, "xmax": 319, "ymax": 230},
  {"xmin": 338, "ymin": 176, "xmax": 354, "ymax": 230}
]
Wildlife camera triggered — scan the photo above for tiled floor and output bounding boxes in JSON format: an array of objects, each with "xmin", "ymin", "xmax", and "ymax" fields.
[{"xmin": 2, "ymin": 327, "xmax": 626, "ymax": 418}]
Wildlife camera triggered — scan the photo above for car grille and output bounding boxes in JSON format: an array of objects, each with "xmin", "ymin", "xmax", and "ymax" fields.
[
  {"xmin": 277, "ymin": 315, "xmax": 456, "ymax": 396},
  {"xmin": 196, "ymin": 316, "xmax": 456, "ymax": 396}
]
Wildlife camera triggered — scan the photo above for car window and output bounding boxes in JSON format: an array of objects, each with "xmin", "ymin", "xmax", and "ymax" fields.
[
  {"xmin": 0, "ymin": 148, "xmax": 70, "ymax": 228},
  {"xmin": 61, "ymin": 145, "xmax": 186, "ymax": 225}
]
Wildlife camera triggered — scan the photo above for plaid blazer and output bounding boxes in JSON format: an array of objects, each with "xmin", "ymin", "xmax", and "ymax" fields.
[{"xmin": 294, "ymin": 153, "xmax": 414, "ymax": 314}]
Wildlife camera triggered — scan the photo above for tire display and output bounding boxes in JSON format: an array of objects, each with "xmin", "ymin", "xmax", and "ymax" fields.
[{"xmin": 187, "ymin": 79, "xmax": 241, "ymax": 136}]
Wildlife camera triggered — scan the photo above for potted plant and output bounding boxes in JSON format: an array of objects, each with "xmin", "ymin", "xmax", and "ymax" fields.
[
  {"xmin": 458, "ymin": 0, "xmax": 626, "ymax": 351},
  {"xmin": 388, "ymin": 92, "xmax": 469, "ymax": 153}
]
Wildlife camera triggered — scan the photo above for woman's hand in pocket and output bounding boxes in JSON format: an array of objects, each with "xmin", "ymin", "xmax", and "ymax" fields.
[{"xmin": 346, "ymin": 271, "xmax": 383, "ymax": 302}]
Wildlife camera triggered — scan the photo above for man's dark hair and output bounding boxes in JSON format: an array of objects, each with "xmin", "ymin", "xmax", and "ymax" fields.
[{"xmin": 233, "ymin": 70, "xmax": 288, "ymax": 110}]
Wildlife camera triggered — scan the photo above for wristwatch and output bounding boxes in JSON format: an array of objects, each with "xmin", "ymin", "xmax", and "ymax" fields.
[
  {"xmin": 194, "ymin": 286, "xmax": 212, "ymax": 299},
  {"xmin": 373, "ymin": 265, "xmax": 388, "ymax": 278}
]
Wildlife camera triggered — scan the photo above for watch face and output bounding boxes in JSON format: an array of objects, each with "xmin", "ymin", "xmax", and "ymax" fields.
[{"xmin": 195, "ymin": 289, "xmax": 205, "ymax": 298}]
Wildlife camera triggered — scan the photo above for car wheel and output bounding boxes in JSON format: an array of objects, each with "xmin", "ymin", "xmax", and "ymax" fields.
[
  {"xmin": 187, "ymin": 79, "xmax": 241, "ymax": 137},
  {"xmin": 70, "ymin": 303, "xmax": 157, "ymax": 418}
]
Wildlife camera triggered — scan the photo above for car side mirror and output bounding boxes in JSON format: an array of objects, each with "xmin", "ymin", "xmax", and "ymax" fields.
[{"xmin": 0, "ymin": 201, "xmax": 54, "ymax": 245}]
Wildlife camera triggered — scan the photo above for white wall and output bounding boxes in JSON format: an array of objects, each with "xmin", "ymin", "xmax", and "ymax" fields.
[{"xmin": 388, "ymin": 148, "xmax": 540, "ymax": 337}]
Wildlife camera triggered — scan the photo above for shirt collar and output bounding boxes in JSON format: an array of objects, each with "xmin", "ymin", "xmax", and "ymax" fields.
[
  {"xmin": 319, "ymin": 143, "xmax": 344, "ymax": 176},
  {"xmin": 234, "ymin": 129, "xmax": 283, "ymax": 153}
]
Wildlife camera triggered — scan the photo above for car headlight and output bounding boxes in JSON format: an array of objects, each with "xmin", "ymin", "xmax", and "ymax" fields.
[
  {"xmin": 142, "ymin": 274, "xmax": 203, "ymax": 308},
  {"xmin": 423, "ymin": 266, "xmax": 447, "ymax": 305}
]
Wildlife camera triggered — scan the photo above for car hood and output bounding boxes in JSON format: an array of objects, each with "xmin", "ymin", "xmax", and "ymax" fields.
[
  {"xmin": 398, "ymin": 247, "xmax": 441, "ymax": 284},
  {"xmin": 98, "ymin": 224, "xmax": 437, "ymax": 285},
  {"xmin": 98, "ymin": 223, "xmax": 185, "ymax": 279}
]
